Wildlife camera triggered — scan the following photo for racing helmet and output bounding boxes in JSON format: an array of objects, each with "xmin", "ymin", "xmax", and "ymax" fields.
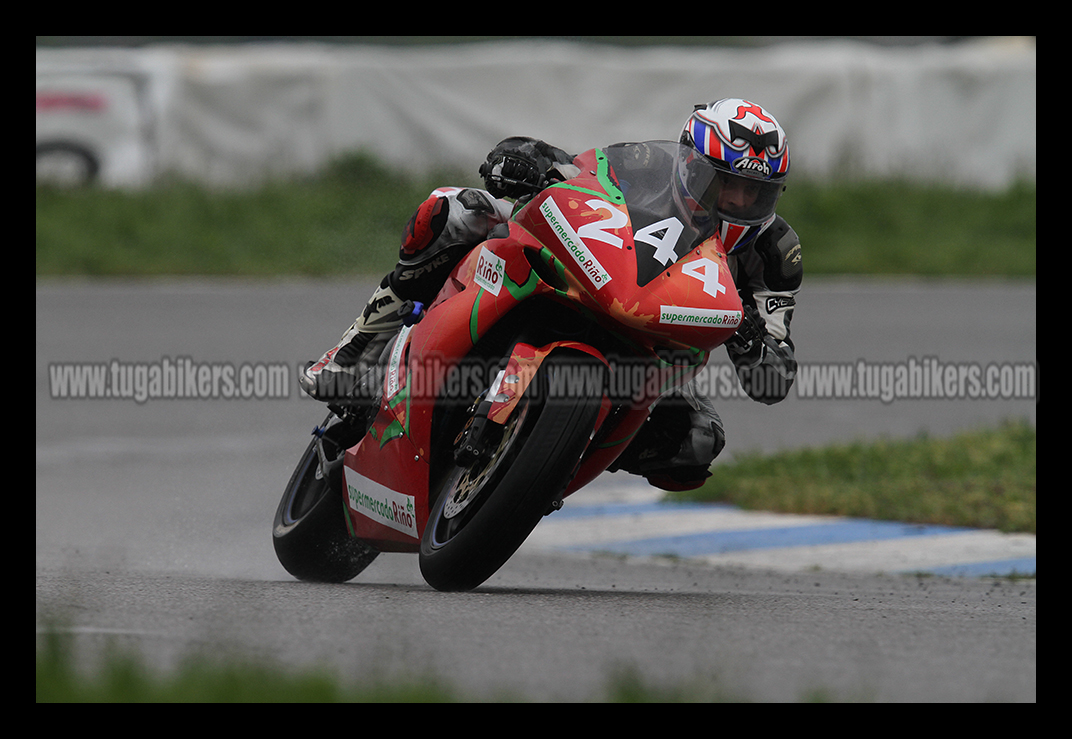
[{"xmin": 679, "ymin": 99, "xmax": 790, "ymax": 253}]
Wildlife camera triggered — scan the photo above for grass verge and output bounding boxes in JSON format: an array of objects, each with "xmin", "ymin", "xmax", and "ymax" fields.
[
  {"xmin": 776, "ymin": 178, "xmax": 1036, "ymax": 276},
  {"xmin": 36, "ymin": 153, "xmax": 1036, "ymax": 278},
  {"xmin": 35, "ymin": 153, "xmax": 476, "ymax": 278},
  {"xmin": 668, "ymin": 419, "xmax": 1036, "ymax": 534},
  {"xmin": 35, "ymin": 627, "xmax": 461, "ymax": 703},
  {"xmin": 36, "ymin": 627, "xmax": 759, "ymax": 703}
]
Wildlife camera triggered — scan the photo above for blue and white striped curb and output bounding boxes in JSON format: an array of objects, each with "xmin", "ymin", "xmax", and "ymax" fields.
[{"xmin": 524, "ymin": 489, "xmax": 1035, "ymax": 578}]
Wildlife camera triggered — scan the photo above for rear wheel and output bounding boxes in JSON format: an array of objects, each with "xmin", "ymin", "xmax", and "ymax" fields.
[
  {"xmin": 273, "ymin": 415, "xmax": 379, "ymax": 582},
  {"xmin": 419, "ymin": 351, "xmax": 603, "ymax": 591}
]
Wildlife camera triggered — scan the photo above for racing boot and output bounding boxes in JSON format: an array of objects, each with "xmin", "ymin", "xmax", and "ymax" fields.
[
  {"xmin": 298, "ymin": 276, "xmax": 410, "ymax": 404},
  {"xmin": 611, "ymin": 379, "xmax": 726, "ymax": 491}
]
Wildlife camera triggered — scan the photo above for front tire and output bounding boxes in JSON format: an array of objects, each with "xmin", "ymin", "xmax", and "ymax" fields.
[
  {"xmin": 419, "ymin": 351, "xmax": 603, "ymax": 591},
  {"xmin": 273, "ymin": 415, "xmax": 379, "ymax": 582}
]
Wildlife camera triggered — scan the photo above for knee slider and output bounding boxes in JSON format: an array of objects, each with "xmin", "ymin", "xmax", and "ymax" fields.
[{"xmin": 401, "ymin": 194, "xmax": 449, "ymax": 256}]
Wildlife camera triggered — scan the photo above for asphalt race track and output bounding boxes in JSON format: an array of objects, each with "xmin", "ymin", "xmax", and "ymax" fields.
[{"xmin": 36, "ymin": 276, "xmax": 1036, "ymax": 702}]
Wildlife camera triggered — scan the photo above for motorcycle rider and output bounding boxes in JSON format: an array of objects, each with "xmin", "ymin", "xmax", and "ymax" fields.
[{"xmin": 299, "ymin": 98, "xmax": 801, "ymax": 491}]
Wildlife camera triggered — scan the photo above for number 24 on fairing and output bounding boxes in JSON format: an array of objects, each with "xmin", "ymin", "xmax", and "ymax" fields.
[{"xmin": 579, "ymin": 198, "xmax": 724, "ymax": 297}]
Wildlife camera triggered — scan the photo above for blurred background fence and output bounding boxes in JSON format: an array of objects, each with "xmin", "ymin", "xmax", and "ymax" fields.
[{"xmin": 36, "ymin": 37, "xmax": 1035, "ymax": 190}]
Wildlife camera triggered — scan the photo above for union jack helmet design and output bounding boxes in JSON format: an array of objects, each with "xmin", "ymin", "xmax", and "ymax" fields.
[{"xmin": 680, "ymin": 98, "xmax": 790, "ymax": 252}]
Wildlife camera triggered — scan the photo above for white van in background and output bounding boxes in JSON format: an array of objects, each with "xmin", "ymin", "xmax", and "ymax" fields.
[{"xmin": 36, "ymin": 69, "xmax": 156, "ymax": 187}]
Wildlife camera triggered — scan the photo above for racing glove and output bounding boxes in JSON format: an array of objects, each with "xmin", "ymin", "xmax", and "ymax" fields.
[
  {"xmin": 479, "ymin": 137, "xmax": 577, "ymax": 199},
  {"xmin": 724, "ymin": 301, "xmax": 767, "ymax": 361},
  {"xmin": 725, "ymin": 301, "xmax": 797, "ymax": 404}
]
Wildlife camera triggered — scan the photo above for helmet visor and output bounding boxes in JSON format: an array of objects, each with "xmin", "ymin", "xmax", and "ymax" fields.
[
  {"xmin": 706, "ymin": 169, "xmax": 784, "ymax": 226},
  {"xmin": 677, "ymin": 149, "xmax": 784, "ymax": 227}
]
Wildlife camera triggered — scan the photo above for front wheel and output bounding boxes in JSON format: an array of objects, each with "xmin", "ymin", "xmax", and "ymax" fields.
[
  {"xmin": 419, "ymin": 351, "xmax": 604, "ymax": 592},
  {"xmin": 273, "ymin": 415, "xmax": 379, "ymax": 582}
]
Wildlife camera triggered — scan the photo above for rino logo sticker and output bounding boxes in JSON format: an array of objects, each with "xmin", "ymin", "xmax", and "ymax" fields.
[{"xmin": 474, "ymin": 246, "xmax": 506, "ymax": 296}]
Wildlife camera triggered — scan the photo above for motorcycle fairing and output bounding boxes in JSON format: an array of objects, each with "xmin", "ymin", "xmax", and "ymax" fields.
[
  {"xmin": 342, "ymin": 400, "xmax": 428, "ymax": 551},
  {"xmin": 514, "ymin": 148, "xmax": 745, "ymax": 354},
  {"xmin": 342, "ymin": 454, "xmax": 423, "ymax": 552}
]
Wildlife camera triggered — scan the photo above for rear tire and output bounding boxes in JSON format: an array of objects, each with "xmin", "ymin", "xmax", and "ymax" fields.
[
  {"xmin": 419, "ymin": 351, "xmax": 603, "ymax": 591},
  {"xmin": 273, "ymin": 416, "xmax": 379, "ymax": 582}
]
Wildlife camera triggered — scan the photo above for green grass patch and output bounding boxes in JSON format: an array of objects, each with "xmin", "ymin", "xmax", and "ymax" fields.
[
  {"xmin": 36, "ymin": 153, "xmax": 1035, "ymax": 278},
  {"xmin": 35, "ymin": 152, "xmax": 480, "ymax": 278},
  {"xmin": 36, "ymin": 627, "xmax": 461, "ymax": 703},
  {"xmin": 776, "ymin": 178, "xmax": 1036, "ymax": 276},
  {"xmin": 668, "ymin": 420, "xmax": 1036, "ymax": 534},
  {"xmin": 36, "ymin": 627, "xmax": 759, "ymax": 703}
]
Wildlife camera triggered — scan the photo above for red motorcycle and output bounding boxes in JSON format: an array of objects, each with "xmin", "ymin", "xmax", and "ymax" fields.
[{"xmin": 273, "ymin": 141, "xmax": 744, "ymax": 591}]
